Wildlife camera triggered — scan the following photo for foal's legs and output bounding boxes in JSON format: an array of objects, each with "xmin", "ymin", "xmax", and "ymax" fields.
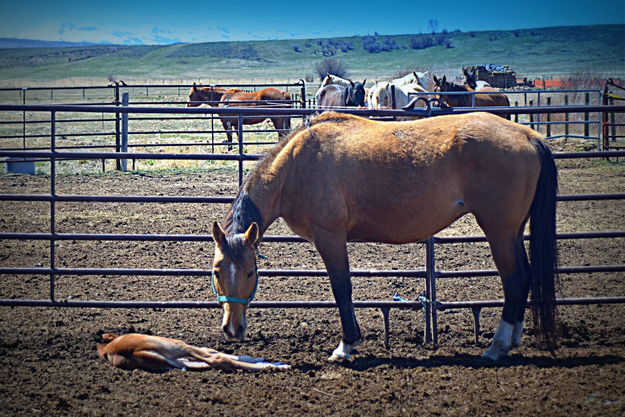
[
  {"xmin": 313, "ymin": 230, "xmax": 361, "ymax": 361},
  {"xmin": 480, "ymin": 227, "xmax": 530, "ymax": 360}
]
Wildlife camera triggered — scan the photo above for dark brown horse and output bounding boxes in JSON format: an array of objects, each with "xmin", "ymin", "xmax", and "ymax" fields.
[
  {"xmin": 316, "ymin": 80, "xmax": 366, "ymax": 109},
  {"xmin": 210, "ymin": 111, "xmax": 558, "ymax": 362},
  {"xmin": 187, "ymin": 85, "xmax": 292, "ymax": 149},
  {"xmin": 433, "ymin": 74, "xmax": 511, "ymax": 119}
]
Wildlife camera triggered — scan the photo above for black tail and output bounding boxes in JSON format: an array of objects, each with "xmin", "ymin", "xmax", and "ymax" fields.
[{"xmin": 529, "ymin": 137, "xmax": 559, "ymax": 352}]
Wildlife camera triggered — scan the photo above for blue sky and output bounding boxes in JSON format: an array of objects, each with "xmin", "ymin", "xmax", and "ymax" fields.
[{"xmin": 0, "ymin": 0, "xmax": 623, "ymax": 45}]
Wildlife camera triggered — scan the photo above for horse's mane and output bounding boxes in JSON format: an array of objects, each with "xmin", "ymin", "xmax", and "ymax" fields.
[
  {"xmin": 225, "ymin": 124, "xmax": 307, "ymax": 235},
  {"xmin": 442, "ymin": 81, "xmax": 470, "ymax": 92}
]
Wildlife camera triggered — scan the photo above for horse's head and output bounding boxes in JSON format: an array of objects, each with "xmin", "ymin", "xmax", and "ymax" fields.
[
  {"xmin": 433, "ymin": 75, "xmax": 468, "ymax": 107},
  {"xmin": 187, "ymin": 84, "xmax": 205, "ymax": 107},
  {"xmin": 211, "ymin": 221, "xmax": 260, "ymax": 341},
  {"xmin": 367, "ymin": 83, "xmax": 388, "ymax": 108},
  {"xmin": 348, "ymin": 80, "xmax": 366, "ymax": 107},
  {"xmin": 463, "ymin": 70, "xmax": 478, "ymax": 90}
]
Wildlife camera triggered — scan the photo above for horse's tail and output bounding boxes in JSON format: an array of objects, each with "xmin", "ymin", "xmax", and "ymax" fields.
[{"xmin": 528, "ymin": 137, "xmax": 559, "ymax": 352}]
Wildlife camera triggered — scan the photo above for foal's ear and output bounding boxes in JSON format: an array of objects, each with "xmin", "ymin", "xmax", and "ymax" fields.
[
  {"xmin": 243, "ymin": 222, "xmax": 260, "ymax": 247},
  {"xmin": 433, "ymin": 75, "xmax": 440, "ymax": 86},
  {"xmin": 212, "ymin": 221, "xmax": 226, "ymax": 247}
]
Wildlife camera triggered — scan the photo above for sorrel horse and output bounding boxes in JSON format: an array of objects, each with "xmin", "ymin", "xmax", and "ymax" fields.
[
  {"xmin": 210, "ymin": 111, "xmax": 558, "ymax": 362},
  {"xmin": 433, "ymin": 74, "xmax": 511, "ymax": 119},
  {"xmin": 187, "ymin": 85, "xmax": 292, "ymax": 150},
  {"xmin": 316, "ymin": 80, "xmax": 366, "ymax": 108},
  {"xmin": 98, "ymin": 333, "xmax": 289, "ymax": 372}
]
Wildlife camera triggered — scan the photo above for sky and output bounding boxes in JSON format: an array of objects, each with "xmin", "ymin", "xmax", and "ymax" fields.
[{"xmin": 0, "ymin": 0, "xmax": 623, "ymax": 45}]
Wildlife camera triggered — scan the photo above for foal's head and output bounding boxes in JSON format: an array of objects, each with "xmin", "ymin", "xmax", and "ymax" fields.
[{"xmin": 211, "ymin": 221, "xmax": 260, "ymax": 341}]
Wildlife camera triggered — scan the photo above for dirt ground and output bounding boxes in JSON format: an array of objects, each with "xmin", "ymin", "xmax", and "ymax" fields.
[{"xmin": 0, "ymin": 145, "xmax": 624, "ymax": 416}]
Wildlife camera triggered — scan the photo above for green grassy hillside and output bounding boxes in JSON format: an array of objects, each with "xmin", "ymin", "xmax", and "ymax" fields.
[{"xmin": 0, "ymin": 24, "xmax": 622, "ymax": 85}]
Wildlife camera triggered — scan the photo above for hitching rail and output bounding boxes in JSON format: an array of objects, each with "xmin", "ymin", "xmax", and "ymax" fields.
[{"xmin": 0, "ymin": 104, "xmax": 624, "ymax": 347}]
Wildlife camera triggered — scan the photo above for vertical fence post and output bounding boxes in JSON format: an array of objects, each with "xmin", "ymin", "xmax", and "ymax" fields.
[
  {"xmin": 390, "ymin": 84, "xmax": 397, "ymax": 121},
  {"xmin": 610, "ymin": 97, "xmax": 616, "ymax": 144},
  {"xmin": 238, "ymin": 114, "xmax": 244, "ymax": 186},
  {"xmin": 425, "ymin": 237, "xmax": 438, "ymax": 346},
  {"xmin": 300, "ymin": 80, "xmax": 306, "ymax": 109},
  {"xmin": 22, "ymin": 88, "xmax": 27, "ymax": 150},
  {"xmin": 536, "ymin": 91, "xmax": 541, "ymax": 133},
  {"xmin": 546, "ymin": 97, "xmax": 552, "ymax": 138},
  {"xmin": 120, "ymin": 93, "xmax": 129, "ymax": 172},
  {"xmin": 50, "ymin": 111, "xmax": 56, "ymax": 302},
  {"xmin": 514, "ymin": 101, "xmax": 518, "ymax": 123},
  {"xmin": 529, "ymin": 100, "xmax": 534, "ymax": 130},
  {"xmin": 584, "ymin": 93, "xmax": 590, "ymax": 139},
  {"xmin": 564, "ymin": 95, "xmax": 570, "ymax": 138},
  {"xmin": 114, "ymin": 83, "xmax": 121, "ymax": 170}
]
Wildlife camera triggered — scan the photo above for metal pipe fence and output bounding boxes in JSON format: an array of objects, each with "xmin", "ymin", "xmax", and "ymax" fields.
[{"xmin": 0, "ymin": 103, "xmax": 624, "ymax": 346}]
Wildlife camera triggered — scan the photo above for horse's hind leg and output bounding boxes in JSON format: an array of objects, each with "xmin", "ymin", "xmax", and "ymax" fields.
[{"xmin": 480, "ymin": 226, "xmax": 530, "ymax": 360}]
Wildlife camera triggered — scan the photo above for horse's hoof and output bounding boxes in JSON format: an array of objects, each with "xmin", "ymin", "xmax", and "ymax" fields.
[
  {"xmin": 327, "ymin": 340, "xmax": 357, "ymax": 362},
  {"xmin": 327, "ymin": 351, "xmax": 351, "ymax": 362},
  {"xmin": 481, "ymin": 345, "xmax": 509, "ymax": 361}
]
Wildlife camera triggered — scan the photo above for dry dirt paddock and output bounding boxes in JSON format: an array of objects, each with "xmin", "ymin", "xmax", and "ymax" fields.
[{"xmin": 0, "ymin": 145, "xmax": 624, "ymax": 416}]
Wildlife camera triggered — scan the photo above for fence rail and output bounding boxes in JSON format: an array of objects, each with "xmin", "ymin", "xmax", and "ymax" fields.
[{"xmin": 1, "ymin": 102, "xmax": 624, "ymax": 347}]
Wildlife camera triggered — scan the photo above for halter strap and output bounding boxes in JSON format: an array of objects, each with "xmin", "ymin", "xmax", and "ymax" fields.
[{"xmin": 211, "ymin": 267, "xmax": 259, "ymax": 306}]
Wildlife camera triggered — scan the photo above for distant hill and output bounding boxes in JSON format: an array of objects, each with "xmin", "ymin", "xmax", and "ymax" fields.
[
  {"xmin": 0, "ymin": 38, "xmax": 102, "ymax": 49},
  {"xmin": 0, "ymin": 25, "xmax": 623, "ymax": 84}
]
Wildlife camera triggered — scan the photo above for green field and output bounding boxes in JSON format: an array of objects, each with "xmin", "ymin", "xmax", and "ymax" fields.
[{"xmin": 0, "ymin": 24, "xmax": 623, "ymax": 85}]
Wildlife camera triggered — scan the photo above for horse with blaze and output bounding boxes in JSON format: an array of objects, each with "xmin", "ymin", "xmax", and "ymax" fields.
[{"xmin": 210, "ymin": 111, "xmax": 558, "ymax": 362}]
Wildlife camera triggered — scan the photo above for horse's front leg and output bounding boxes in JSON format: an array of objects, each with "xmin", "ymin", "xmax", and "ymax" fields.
[
  {"xmin": 313, "ymin": 231, "xmax": 361, "ymax": 361},
  {"xmin": 220, "ymin": 118, "xmax": 234, "ymax": 151}
]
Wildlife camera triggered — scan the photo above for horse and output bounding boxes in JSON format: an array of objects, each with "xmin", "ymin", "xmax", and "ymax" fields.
[
  {"xmin": 187, "ymin": 85, "xmax": 292, "ymax": 150},
  {"xmin": 463, "ymin": 69, "xmax": 492, "ymax": 90},
  {"xmin": 209, "ymin": 111, "xmax": 559, "ymax": 362},
  {"xmin": 98, "ymin": 333, "xmax": 289, "ymax": 372},
  {"xmin": 391, "ymin": 71, "xmax": 429, "ymax": 90},
  {"xmin": 186, "ymin": 84, "xmax": 243, "ymax": 107},
  {"xmin": 368, "ymin": 82, "xmax": 427, "ymax": 119},
  {"xmin": 219, "ymin": 88, "xmax": 293, "ymax": 149},
  {"xmin": 433, "ymin": 74, "xmax": 510, "ymax": 119},
  {"xmin": 316, "ymin": 80, "xmax": 366, "ymax": 108},
  {"xmin": 319, "ymin": 73, "xmax": 352, "ymax": 88}
]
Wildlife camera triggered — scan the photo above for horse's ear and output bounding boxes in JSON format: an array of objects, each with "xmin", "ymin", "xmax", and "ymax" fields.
[
  {"xmin": 243, "ymin": 222, "xmax": 260, "ymax": 247},
  {"xmin": 442, "ymin": 76, "xmax": 447, "ymax": 85},
  {"xmin": 362, "ymin": 79, "xmax": 366, "ymax": 86},
  {"xmin": 349, "ymin": 80, "xmax": 355, "ymax": 87},
  {"xmin": 433, "ymin": 76, "xmax": 439, "ymax": 86},
  {"xmin": 212, "ymin": 221, "xmax": 226, "ymax": 247}
]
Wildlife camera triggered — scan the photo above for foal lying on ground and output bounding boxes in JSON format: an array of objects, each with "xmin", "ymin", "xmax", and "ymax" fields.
[{"xmin": 97, "ymin": 333, "xmax": 290, "ymax": 372}]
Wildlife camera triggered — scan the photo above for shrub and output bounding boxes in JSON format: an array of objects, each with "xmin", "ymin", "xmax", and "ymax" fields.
[{"xmin": 314, "ymin": 58, "xmax": 348, "ymax": 81}]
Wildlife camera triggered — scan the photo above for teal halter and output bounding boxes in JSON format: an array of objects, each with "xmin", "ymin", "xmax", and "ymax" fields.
[{"xmin": 211, "ymin": 266, "xmax": 259, "ymax": 306}]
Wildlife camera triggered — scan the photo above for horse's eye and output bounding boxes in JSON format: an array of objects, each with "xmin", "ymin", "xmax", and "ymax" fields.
[
  {"xmin": 246, "ymin": 271, "xmax": 254, "ymax": 279},
  {"xmin": 214, "ymin": 271, "xmax": 220, "ymax": 279}
]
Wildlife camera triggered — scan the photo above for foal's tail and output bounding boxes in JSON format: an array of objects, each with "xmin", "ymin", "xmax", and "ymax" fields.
[{"xmin": 529, "ymin": 137, "xmax": 559, "ymax": 352}]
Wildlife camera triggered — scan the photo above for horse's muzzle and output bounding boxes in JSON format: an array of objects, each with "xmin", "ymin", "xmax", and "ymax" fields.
[{"xmin": 222, "ymin": 323, "xmax": 246, "ymax": 341}]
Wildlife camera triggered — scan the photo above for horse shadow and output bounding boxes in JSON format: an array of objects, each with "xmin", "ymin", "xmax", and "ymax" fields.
[{"xmin": 293, "ymin": 352, "xmax": 625, "ymax": 372}]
